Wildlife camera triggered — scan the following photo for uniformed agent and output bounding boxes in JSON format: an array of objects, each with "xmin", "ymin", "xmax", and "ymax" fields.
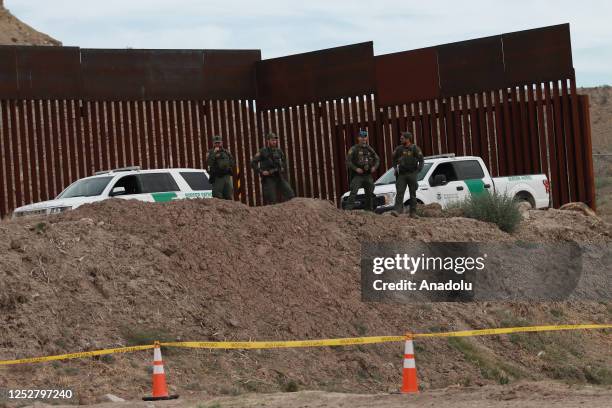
[
  {"xmin": 206, "ymin": 135, "xmax": 235, "ymax": 200},
  {"xmin": 392, "ymin": 131, "xmax": 424, "ymax": 216},
  {"xmin": 345, "ymin": 129, "xmax": 380, "ymax": 211},
  {"xmin": 250, "ymin": 132, "xmax": 295, "ymax": 205}
]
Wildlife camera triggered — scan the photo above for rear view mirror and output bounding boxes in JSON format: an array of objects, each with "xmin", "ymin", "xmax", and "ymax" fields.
[
  {"xmin": 432, "ymin": 174, "xmax": 447, "ymax": 187},
  {"xmin": 110, "ymin": 186, "xmax": 126, "ymax": 196}
]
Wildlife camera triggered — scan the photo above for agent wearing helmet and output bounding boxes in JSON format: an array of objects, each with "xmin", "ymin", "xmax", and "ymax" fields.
[
  {"xmin": 206, "ymin": 135, "xmax": 235, "ymax": 200},
  {"xmin": 250, "ymin": 132, "xmax": 295, "ymax": 204},
  {"xmin": 345, "ymin": 129, "xmax": 380, "ymax": 211},
  {"xmin": 392, "ymin": 131, "xmax": 424, "ymax": 216}
]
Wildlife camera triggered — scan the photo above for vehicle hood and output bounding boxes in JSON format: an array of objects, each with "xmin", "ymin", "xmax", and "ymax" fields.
[{"xmin": 13, "ymin": 196, "xmax": 104, "ymax": 212}]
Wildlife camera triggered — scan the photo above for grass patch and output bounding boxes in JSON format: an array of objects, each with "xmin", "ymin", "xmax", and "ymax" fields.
[
  {"xmin": 120, "ymin": 326, "xmax": 176, "ymax": 354},
  {"xmin": 352, "ymin": 321, "xmax": 368, "ymax": 336},
  {"xmin": 451, "ymin": 191, "xmax": 522, "ymax": 233},
  {"xmin": 120, "ymin": 326, "xmax": 174, "ymax": 346},
  {"xmin": 584, "ymin": 366, "xmax": 612, "ymax": 385},
  {"xmin": 282, "ymin": 380, "xmax": 299, "ymax": 392},
  {"xmin": 448, "ymin": 337, "xmax": 526, "ymax": 384}
]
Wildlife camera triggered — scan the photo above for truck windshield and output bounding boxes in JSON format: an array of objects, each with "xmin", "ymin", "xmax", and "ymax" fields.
[
  {"xmin": 57, "ymin": 177, "xmax": 113, "ymax": 198},
  {"xmin": 375, "ymin": 163, "xmax": 432, "ymax": 185}
]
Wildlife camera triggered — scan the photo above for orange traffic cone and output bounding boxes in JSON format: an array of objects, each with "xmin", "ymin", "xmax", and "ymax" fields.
[
  {"xmin": 401, "ymin": 335, "xmax": 419, "ymax": 394},
  {"xmin": 142, "ymin": 342, "xmax": 179, "ymax": 401}
]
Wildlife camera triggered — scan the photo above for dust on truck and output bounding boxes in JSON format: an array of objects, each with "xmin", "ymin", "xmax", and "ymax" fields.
[{"xmin": 341, "ymin": 154, "xmax": 550, "ymax": 212}]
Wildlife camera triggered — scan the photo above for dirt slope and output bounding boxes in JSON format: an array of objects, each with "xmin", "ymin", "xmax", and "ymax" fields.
[
  {"xmin": 0, "ymin": 1, "xmax": 60, "ymax": 46},
  {"xmin": 0, "ymin": 199, "xmax": 610, "ymax": 404}
]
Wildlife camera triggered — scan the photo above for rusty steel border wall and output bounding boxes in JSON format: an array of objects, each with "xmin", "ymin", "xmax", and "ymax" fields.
[{"xmin": 0, "ymin": 24, "xmax": 595, "ymax": 217}]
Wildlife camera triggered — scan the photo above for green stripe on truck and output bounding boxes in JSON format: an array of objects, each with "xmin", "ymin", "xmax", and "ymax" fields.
[
  {"xmin": 464, "ymin": 179, "xmax": 486, "ymax": 196},
  {"xmin": 151, "ymin": 192, "xmax": 178, "ymax": 202}
]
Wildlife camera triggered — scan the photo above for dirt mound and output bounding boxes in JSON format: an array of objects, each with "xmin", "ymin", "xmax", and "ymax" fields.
[
  {"xmin": 0, "ymin": 199, "xmax": 610, "ymax": 403},
  {"xmin": 0, "ymin": 2, "xmax": 61, "ymax": 46}
]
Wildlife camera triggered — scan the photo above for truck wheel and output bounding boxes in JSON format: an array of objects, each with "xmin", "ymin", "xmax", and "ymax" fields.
[
  {"xmin": 404, "ymin": 199, "xmax": 424, "ymax": 205},
  {"xmin": 514, "ymin": 192, "xmax": 535, "ymax": 208}
]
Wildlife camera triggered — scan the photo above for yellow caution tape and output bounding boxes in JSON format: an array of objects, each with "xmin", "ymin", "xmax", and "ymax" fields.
[
  {"xmin": 411, "ymin": 324, "xmax": 612, "ymax": 338},
  {"xmin": 0, "ymin": 344, "xmax": 154, "ymax": 366},
  {"xmin": 0, "ymin": 324, "xmax": 609, "ymax": 366},
  {"xmin": 160, "ymin": 336, "xmax": 406, "ymax": 350}
]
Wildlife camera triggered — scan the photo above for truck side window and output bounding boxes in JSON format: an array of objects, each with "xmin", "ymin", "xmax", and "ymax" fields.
[
  {"xmin": 453, "ymin": 160, "xmax": 485, "ymax": 180},
  {"xmin": 180, "ymin": 172, "xmax": 212, "ymax": 190},
  {"xmin": 138, "ymin": 173, "xmax": 180, "ymax": 193},
  {"xmin": 429, "ymin": 162, "xmax": 458, "ymax": 184},
  {"xmin": 113, "ymin": 175, "xmax": 141, "ymax": 195}
]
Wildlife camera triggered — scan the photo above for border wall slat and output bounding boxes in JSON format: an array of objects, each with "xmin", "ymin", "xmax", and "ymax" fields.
[
  {"xmin": 0, "ymin": 101, "xmax": 11, "ymax": 214},
  {"xmin": 551, "ymin": 81, "xmax": 569, "ymax": 205},
  {"xmin": 561, "ymin": 79, "xmax": 578, "ymax": 202},
  {"xmin": 314, "ymin": 102, "xmax": 327, "ymax": 198},
  {"xmin": 509, "ymin": 88, "xmax": 523, "ymax": 174},
  {"xmin": 535, "ymin": 84, "xmax": 548, "ymax": 179},
  {"xmin": 137, "ymin": 101, "xmax": 149, "ymax": 169},
  {"xmin": 578, "ymin": 95, "xmax": 595, "ymax": 208},
  {"xmin": 17, "ymin": 101, "xmax": 30, "ymax": 204},
  {"xmin": 58, "ymin": 100, "xmax": 71, "ymax": 188},
  {"xmin": 122, "ymin": 101, "xmax": 134, "ymax": 167},
  {"xmin": 476, "ymin": 93, "xmax": 489, "ymax": 169},
  {"xmin": 466, "ymin": 94, "xmax": 478, "ymax": 157},
  {"xmin": 287, "ymin": 107, "xmax": 302, "ymax": 197},
  {"xmin": 9, "ymin": 101, "xmax": 22, "ymax": 207},
  {"xmin": 492, "ymin": 90, "xmax": 506, "ymax": 176},
  {"xmin": 297, "ymin": 105, "xmax": 311, "ymax": 197},
  {"xmin": 89, "ymin": 101, "xmax": 99, "ymax": 172},
  {"xmin": 114, "ymin": 100, "xmax": 125, "ymax": 168},
  {"xmin": 525, "ymin": 86, "xmax": 537, "ymax": 173},
  {"xmin": 248, "ymin": 101, "xmax": 262, "ymax": 206},
  {"xmin": 569, "ymin": 78, "xmax": 587, "ymax": 203},
  {"xmin": 49, "ymin": 100, "xmax": 63, "ymax": 197},
  {"xmin": 543, "ymin": 83, "xmax": 560, "ymax": 206},
  {"xmin": 41, "ymin": 100, "xmax": 54, "ymax": 199},
  {"xmin": 483, "ymin": 92, "xmax": 497, "ymax": 176},
  {"xmin": 26, "ymin": 100, "xmax": 41, "ymax": 203},
  {"xmin": 500, "ymin": 90, "xmax": 515, "ymax": 175},
  {"xmin": 518, "ymin": 86, "xmax": 531, "ymax": 174},
  {"xmin": 322, "ymin": 100, "xmax": 336, "ymax": 201}
]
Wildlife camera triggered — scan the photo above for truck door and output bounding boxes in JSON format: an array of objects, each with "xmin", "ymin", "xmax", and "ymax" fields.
[
  {"xmin": 428, "ymin": 162, "xmax": 469, "ymax": 207},
  {"xmin": 452, "ymin": 160, "xmax": 492, "ymax": 198}
]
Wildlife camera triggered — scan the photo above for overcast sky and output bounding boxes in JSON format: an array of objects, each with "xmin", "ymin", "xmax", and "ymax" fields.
[{"xmin": 7, "ymin": 0, "xmax": 611, "ymax": 86}]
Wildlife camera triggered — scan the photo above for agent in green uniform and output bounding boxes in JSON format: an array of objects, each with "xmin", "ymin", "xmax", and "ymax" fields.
[
  {"xmin": 251, "ymin": 132, "xmax": 295, "ymax": 205},
  {"xmin": 206, "ymin": 135, "xmax": 235, "ymax": 200},
  {"xmin": 345, "ymin": 129, "xmax": 380, "ymax": 211},
  {"xmin": 392, "ymin": 131, "xmax": 424, "ymax": 216}
]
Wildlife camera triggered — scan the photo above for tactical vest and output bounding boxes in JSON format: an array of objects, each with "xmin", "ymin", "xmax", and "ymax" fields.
[
  {"xmin": 260, "ymin": 147, "xmax": 284, "ymax": 172},
  {"xmin": 398, "ymin": 145, "xmax": 419, "ymax": 173},
  {"xmin": 353, "ymin": 145, "xmax": 376, "ymax": 171},
  {"xmin": 213, "ymin": 150, "xmax": 232, "ymax": 174}
]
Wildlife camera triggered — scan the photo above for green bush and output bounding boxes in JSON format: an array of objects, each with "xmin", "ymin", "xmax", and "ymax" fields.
[{"xmin": 456, "ymin": 191, "xmax": 522, "ymax": 233}]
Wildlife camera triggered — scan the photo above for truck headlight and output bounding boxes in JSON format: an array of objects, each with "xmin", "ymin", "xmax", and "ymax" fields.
[{"xmin": 379, "ymin": 192, "xmax": 396, "ymax": 206}]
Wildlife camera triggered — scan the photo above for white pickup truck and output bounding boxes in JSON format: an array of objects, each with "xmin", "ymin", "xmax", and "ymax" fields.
[
  {"xmin": 12, "ymin": 167, "xmax": 213, "ymax": 218},
  {"xmin": 341, "ymin": 154, "xmax": 550, "ymax": 212}
]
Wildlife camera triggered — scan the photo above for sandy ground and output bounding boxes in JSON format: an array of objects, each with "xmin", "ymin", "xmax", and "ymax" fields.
[{"xmin": 13, "ymin": 382, "xmax": 612, "ymax": 408}]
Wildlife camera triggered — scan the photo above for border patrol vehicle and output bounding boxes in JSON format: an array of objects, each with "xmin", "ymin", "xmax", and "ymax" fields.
[
  {"xmin": 12, "ymin": 167, "xmax": 213, "ymax": 218},
  {"xmin": 341, "ymin": 154, "xmax": 550, "ymax": 212}
]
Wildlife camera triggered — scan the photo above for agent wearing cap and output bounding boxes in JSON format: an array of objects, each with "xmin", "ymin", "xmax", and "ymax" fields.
[
  {"xmin": 250, "ymin": 132, "xmax": 295, "ymax": 205},
  {"xmin": 392, "ymin": 131, "xmax": 424, "ymax": 216},
  {"xmin": 345, "ymin": 129, "xmax": 380, "ymax": 211},
  {"xmin": 206, "ymin": 135, "xmax": 235, "ymax": 200}
]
